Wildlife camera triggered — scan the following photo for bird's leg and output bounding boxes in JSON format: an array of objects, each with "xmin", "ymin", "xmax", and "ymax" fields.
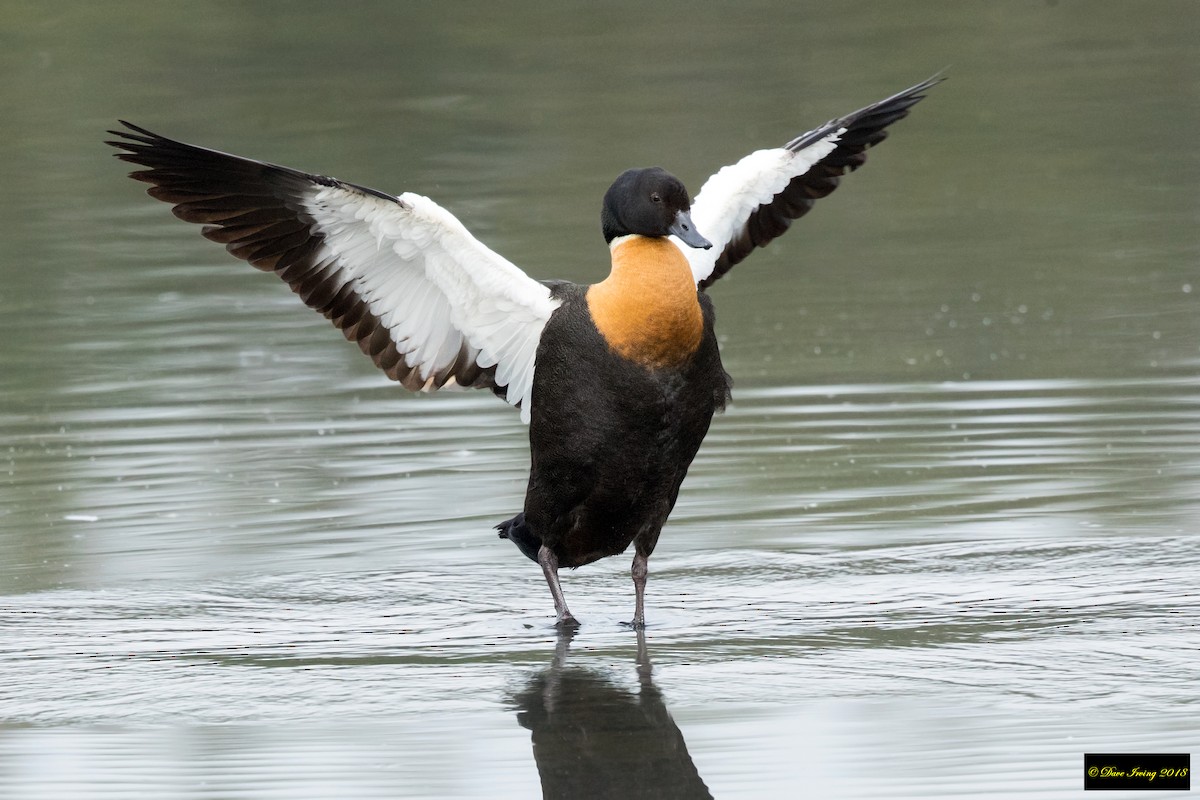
[
  {"xmin": 630, "ymin": 550, "xmax": 649, "ymax": 629},
  {"xmin": 537, "ymin": 544, "xmax": 579, "ymax": 627}
]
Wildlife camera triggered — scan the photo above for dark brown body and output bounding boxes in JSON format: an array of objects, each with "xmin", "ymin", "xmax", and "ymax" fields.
[{"xmin": 501, "ymin": 280, "xmax": 729, "ymax": 571}]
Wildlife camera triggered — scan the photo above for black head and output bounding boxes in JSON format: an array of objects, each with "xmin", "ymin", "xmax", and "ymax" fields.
[{"xmin": 600, "ymin": 167, "xmax": 712, "ymax": 249}]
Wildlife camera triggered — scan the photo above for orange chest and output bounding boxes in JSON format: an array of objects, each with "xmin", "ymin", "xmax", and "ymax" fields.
[{"xmin": 586, "ymin": 237, "xmax": 705, "ymax": 369}]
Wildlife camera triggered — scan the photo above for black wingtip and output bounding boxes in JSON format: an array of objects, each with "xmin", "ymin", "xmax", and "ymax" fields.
[
  {"xmin": 784, "ymin": 72, "xmax": 945, "ymax": 153},
  {"xmin": 910, "ymin": 70, "xmax": 948, "ymax": 93},
  {"xmin": 105, "ymin": 120, "xmax": 167, "ymax": 156},
  {"xmin": 108, "ymin": 120, "xmax": 147, "ymax": 140}
]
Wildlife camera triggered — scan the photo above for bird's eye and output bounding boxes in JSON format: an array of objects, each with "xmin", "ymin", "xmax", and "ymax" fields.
[{"xmin": 650, "ymin": 192, "xmax": 662, "ymax": 203}]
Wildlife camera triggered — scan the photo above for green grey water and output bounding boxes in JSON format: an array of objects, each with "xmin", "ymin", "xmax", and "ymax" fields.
[{"xmin": 1, "ymin": 2, "xmax": 1197, "ymax": 797}]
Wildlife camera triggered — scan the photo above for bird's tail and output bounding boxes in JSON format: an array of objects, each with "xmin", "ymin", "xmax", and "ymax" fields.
[{"xmin": 496, "ymin": 512, "xmax": 541, "ymax": 564}]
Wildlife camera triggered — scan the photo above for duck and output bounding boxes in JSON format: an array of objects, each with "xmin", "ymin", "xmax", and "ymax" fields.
[{"xmin": 108, "ymin": 74, "xmax": 940, "ymax": 628}]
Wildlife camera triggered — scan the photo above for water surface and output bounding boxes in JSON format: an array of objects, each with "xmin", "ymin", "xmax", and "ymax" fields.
[{"xmin": 1, "ymin": 2, "xmax": 1198, "ymax": 797}]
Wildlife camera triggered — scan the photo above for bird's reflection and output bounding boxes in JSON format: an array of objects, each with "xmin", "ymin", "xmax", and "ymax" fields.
[{"xmin": 511, "ymin": 629, "xmax": 712, "ymax": 800}]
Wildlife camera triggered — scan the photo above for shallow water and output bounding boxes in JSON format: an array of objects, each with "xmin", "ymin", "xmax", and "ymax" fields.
[{"xmin": 2, "ymin": 2, "xmax": 1199, "ymax": 797}]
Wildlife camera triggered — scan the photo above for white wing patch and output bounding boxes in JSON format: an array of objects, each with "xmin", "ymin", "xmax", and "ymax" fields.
[
  {"xmin": 305, "ymin": 186, "xmax": 559, "ymax": 423},
  {"xmin": 679, "ymin": 133, "xmax": 843, "ymax": 285}
]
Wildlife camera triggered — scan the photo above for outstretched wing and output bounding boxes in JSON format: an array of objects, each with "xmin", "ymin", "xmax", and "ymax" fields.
[
  {"xmin": 108, "ymin": 122, "xmax": 560, "ymax": 423},
  {"xmin": 682, "ymin": 74, "xmax": 943, "ymax": 289}
]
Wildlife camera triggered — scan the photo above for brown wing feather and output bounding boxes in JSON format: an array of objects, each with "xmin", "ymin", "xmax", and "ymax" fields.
[{"xmin": 107, "ymin": 122, "xmax": 501, "ymax": 395}]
